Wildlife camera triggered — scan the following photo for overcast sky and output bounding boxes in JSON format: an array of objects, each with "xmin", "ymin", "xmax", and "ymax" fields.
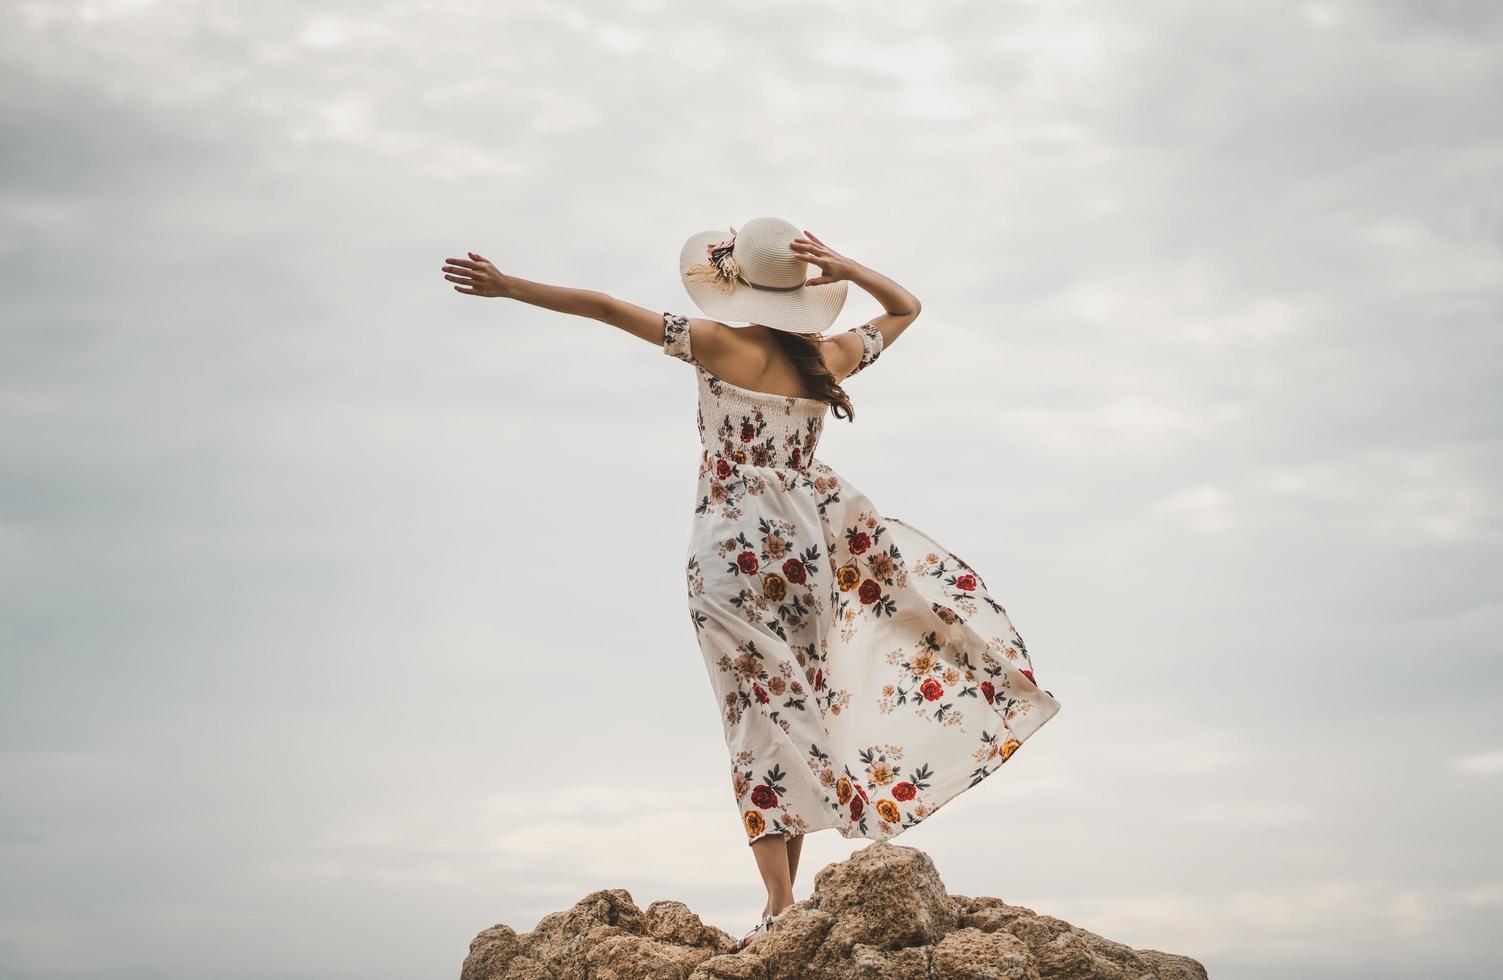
[{"xmin": 2, "ymin": 1, "xmax": 1500, "ymax": 978}]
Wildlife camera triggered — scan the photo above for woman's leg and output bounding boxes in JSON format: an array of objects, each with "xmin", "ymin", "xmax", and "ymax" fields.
[
  {"xmin": 786, "ymin": 832, "xmax": 805, "ymax": 886},
  {"xmin": 750, "ymin": 833, "xmax": 797, "ymax": 916}
]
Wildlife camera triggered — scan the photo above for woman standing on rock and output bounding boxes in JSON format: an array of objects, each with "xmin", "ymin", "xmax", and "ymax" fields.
[{"xmin": 440, "ymin": 216, "xmax": 1061, "ymax": 951}]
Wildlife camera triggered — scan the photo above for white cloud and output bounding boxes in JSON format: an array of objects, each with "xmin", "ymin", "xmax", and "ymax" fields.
[
  {"xmin": 1454, "ymin": 751, "xmax": 1503, "ymax": 776},
  {"xmin": 1152, "ymin": 483, "xmax": 1239, "ymax": 533}
]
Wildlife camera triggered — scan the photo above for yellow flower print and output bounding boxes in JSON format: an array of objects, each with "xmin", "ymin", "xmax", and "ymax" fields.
[
  {"xmin": 1000, "ymin": 737, "xmax": 1022, "ymax": 761},
  {"xmin": 732, "ymin": 771, "xmax": 750, "ymax": 799},
  {"xmin": 836, "ymin": 776, "xmax": 852, "ymax": 804},
  {"xmin": 909, "ymin": 650, "xmax": 936, "ymax": 676},
  {"xmin": 744, "ymin": 809, "xmax": 766, "ymax": 837},
  {"xmin": 876, "ymin": 799, "xmax": 901, "ymax": 823},
  {"xmin": 763, "ymin": 573, "xmax": 787, "ymax": 601},
  {"xmin": 837, "ymin": 561, "xmax": 862, "ymax": 591},
  {"xmin": 867, "ymin": 760, "xmax": 895, "ymax": 785}
]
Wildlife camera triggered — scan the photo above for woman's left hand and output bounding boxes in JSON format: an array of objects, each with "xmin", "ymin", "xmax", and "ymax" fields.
[
  {"xmin": 789, "ymin": 230, "xmax": 859, "ymax": 286},
  {"xmin": 441, "ymin": 252, "xmax": 515, "ymax": 297}
]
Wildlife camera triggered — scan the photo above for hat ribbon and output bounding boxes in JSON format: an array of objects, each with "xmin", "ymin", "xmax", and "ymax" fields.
[{"xmin": 685, "ymin": 227, "xmax": 809, "ymax": 293}]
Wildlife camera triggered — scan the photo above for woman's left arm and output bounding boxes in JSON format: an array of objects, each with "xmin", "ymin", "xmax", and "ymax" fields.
[{"xmin": 440, "ymin": 251, "xmax": 730, "ymax": 353}]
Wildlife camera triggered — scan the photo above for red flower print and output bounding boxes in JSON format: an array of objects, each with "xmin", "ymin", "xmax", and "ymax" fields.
[
  {"xmin": 750, "ymin": 784, "xmax": 779, "ymax": 809},
  {"xmin": 814, "ymin": 668, "xmax": 825, "ymax": 691},
  {"xmin": 737, "ymin": 551, "xmax": 759, "ymax": 575},
  {"xmin": 740, "ymin": 421, "xmax": 755, "ymax": 442},
  {"xmin": 858, "ymin": 579, "xmax": 882, "ymax": 604},
  {"xmin": 855, "ymin": 783, "xmax": 869, "ymax": 801},
  {"xmin": 753, "ymin": 683, "xmax": 769, "ymax": 704},
  {"xmin": 715, "ymin": 458, "xmax": 732, "ymax": 479},
  {"xmin": 920, "ymin": 678, "xmax": 944, "ymax": 701},
  {"xmin": 782, "ymin": 558, "xmax": 807, "ymax": 584},
  {"xmin": 850, "ymin": 794, "xmax": 864, "ymax": 820},
  {"xmin": 1020, "ymin": 668, "xmax": 1035, "ymax": 684},
  {"xmin": 891, "ymin": 781, "xmax": 917, "ymax": 801},
  {"xmin": 848, "ymin": 531, "xmax": 871, "ymax": 555},
  {"xmin": 955, "ymin": 573, "xmax": 977, "ymax": 591},
  {"xmin": 981, "ymin": 681, "xmax": 996, "ymax": 704},
  {"xmin": 790, "ymin": 446, "xmax": 802, "ymax": 466}
]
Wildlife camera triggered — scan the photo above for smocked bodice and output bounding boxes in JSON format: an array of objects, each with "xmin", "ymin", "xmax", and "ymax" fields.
[
  {"xmin": 695, "ymin": 370, "xmax": 826, "ymax": 473},
  {"xmin": 662, "ymin": 312, "xmax": 883, "ymax": 477}
]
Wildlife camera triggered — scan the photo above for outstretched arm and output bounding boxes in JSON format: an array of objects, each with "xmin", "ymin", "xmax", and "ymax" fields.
[
  {"xmin": 440, "ymin": 250, "xmax": 733, "ymax": 358},
  {"xmin": 789, "ymin": 231, "xmax": 921, "ymax": 379}
]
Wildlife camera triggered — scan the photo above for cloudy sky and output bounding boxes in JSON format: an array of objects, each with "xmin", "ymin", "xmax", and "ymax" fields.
[{"xmin": 2, "ymin": 1, "xmax": 1499, "ymax": 978}]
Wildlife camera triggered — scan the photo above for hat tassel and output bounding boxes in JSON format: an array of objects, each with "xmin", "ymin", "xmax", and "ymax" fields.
[{"xmin": 684, "ymin": 227, "xmax": 742, "ymax": 292}]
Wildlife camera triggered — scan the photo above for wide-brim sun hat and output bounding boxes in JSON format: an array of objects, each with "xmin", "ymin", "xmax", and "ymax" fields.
[{"xmin": 680, "ymin": 216, "xmax": 848, "ymax": 333}]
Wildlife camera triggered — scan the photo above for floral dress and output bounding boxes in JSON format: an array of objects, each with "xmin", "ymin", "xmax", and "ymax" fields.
[{"xmin": 663, "ymin": 311, "xmax": 1061, "ymax": 845}]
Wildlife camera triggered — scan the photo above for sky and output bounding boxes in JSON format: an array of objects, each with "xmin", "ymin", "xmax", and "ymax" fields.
[{"xmin": 1, "ymin": 1, "xmax": 1500, "ymax": 978}]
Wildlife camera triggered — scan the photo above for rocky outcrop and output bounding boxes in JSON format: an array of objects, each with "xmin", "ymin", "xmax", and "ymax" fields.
[{"xmin": 461, "ymin": 841, "xmax": 1207, "ymax": 980}]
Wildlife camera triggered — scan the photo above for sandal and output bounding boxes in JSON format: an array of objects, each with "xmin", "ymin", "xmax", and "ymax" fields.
[
  {"xmin": 732, "ymin": 913, "xmax": 775, "ymax": 952},
  {"xmin": 731, "ymin": 905, "xmax": 794, "ymax": 952}
]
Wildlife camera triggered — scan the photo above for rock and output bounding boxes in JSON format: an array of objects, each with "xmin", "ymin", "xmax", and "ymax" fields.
[
  {"xmin": 931, "ymin": 928, "xmax": 1039, "ymax": 979},
  {"xmin": 461, "ymin": 924, "xmax": 523, "ymax": 980},
  {"xmin": 459, "ymin": 841, "xmax": 1208, "ymax": 980},
  {"xmin": 810, "ymin": 839, "xmax": 958, "ymax": 950}
]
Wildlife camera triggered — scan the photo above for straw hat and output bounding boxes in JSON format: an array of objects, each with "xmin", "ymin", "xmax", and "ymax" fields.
[{"xmin": 680, "ymin": 216, "xmax": 848, "ymax": 333}]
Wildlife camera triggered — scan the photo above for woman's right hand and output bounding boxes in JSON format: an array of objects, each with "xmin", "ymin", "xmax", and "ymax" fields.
[
  {"xmin": 441, "ymin": 251, "xmax": 515, "ymax": 297},
  {"xmin": 790, "ymin": 230, "xmax": 860, "ymax": 286}
]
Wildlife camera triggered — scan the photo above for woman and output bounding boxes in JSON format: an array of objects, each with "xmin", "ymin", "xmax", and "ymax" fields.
[{"xmin": 440, "ymin": 216, "xmax": 1061, "ymax": 951}]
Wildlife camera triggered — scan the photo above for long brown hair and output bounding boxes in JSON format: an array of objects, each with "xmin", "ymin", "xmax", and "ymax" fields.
[{"xmin": 771, "ymin": 330, "xmax": 856, "ymax": 422}]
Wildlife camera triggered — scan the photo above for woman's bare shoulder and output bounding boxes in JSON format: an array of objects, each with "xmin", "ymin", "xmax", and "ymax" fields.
[{"xmin": 821, "ymin": 328, "xmax": 865, "ymax": 381}]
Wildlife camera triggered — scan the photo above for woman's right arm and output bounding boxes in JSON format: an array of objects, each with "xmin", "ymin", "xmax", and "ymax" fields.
[
  {"xmin": 790, "ymin": 231, "xmax": 921, "ymax": 379},
  {"xmin": 844, "ymin": 260, "xmax": 922, "ymax": 346}
]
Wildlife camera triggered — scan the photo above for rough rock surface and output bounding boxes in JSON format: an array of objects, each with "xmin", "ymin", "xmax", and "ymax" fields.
[{"xmin": 461, "ymin": 841, "xmax": 1207, "ymax": 980}]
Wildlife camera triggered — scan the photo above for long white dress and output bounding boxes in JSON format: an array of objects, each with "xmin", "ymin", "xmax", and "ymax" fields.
[{"xmin": 664, "ymin": 311, "xmax": 1061, "ymax": 845}]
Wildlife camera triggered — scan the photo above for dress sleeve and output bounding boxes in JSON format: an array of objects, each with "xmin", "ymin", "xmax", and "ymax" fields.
[
  {"xmin": 842, "ymin": 322, "xmax": 884, "ymax": 379},
  {"xmin": 662, "ymin": 311, "xmax": 697, "ymax": 365}
]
